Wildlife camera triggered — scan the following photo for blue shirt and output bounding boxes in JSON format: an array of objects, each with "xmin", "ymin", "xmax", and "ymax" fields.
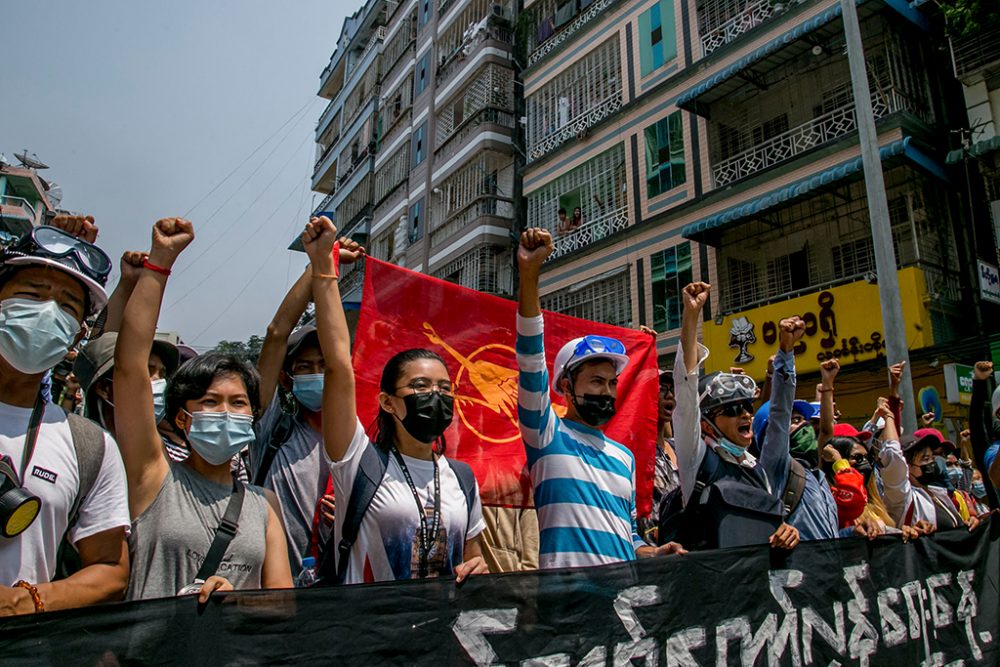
[{"xmin": 516, "ymin": 314, "xmax": 644, "ymax": 569}]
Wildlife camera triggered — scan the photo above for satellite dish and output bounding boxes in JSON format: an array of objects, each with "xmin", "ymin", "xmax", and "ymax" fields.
[
  {"xmin": 14, "ymin": 150, "xmax": 49, "ymax": 170},
  {"xmin": 0, "ymin": 153, "xmax": 7, "ymax": 167},
  {"xmin": 46, "ymin": 182, "xmax": 64, "ymax": 208}
]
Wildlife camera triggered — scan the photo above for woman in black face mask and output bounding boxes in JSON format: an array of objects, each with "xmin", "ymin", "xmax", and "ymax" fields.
[{"xmin": 303, "ymin": 217, "xmax": 489, "ymax": 585}]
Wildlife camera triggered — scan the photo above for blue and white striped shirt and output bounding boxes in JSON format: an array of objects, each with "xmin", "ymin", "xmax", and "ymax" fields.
[{"xmin": 516, "ymin": 314, "xmax": 645, "ymax": 569}]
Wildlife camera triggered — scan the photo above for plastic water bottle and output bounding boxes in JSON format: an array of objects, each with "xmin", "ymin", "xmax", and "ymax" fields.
[{"xmin": 295, "ymin": 556, "xmax": 318, "ymax": 588}]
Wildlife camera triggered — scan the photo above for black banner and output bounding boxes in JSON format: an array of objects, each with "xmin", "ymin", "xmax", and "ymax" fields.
[{"xmin": 2, "ymin": 518, "xmax": 998, "ymax": 666}]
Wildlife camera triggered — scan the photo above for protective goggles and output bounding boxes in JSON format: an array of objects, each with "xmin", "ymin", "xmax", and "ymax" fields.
[
  {"xmin": 574, "ymin": 335, "xmax": 626, "ymax": 357},
  {"xmin": 698, "ymin": 373, "xmax": 758, "ymax": 404},
  {"xmin": 7, "ymin": 226, "xmax": 112, "ymax": 285}
]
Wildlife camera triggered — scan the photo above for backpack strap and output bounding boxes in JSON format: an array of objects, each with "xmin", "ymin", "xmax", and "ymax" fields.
[
  {"xmin": 447, "ymin": 458, "xmax": 478, "ymax": 531},
  {"xmin": 252, "ymin": 409, "xmax": 296, "ymax": 486},
  {"xmin": 781, "ymin": 458, "xmax": 808, "ymax": 518},
  {"xmin": 317, "ymin": 443, "xmax": 388, "ymax": 586},
  {"xmin": 55, "ymin": 413, "xmax": 108, "ymax": 579}
]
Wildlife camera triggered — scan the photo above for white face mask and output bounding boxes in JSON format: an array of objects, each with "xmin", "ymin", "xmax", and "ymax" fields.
[
  {"xmin": 0, "ymin": 298, "xmax": 80, "ymax": 375},
  {"xmin": 152, "ymin": 378, "xmax": 167, "ymax": 423}
]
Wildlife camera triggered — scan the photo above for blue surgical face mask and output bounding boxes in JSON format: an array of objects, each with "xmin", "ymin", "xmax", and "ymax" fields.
[
  {"xmin": 184, "ymin": 411, "xmax": 255, "ymax": 466},
  {"xmin": 291, "ymin": 373, "xmax": 324, "ymax": 412},
  {"xmin": 152, "ymin": 378, "xmax": 167, "ymax": 424},
  {"xmin": 0, "ymin": 298, "xmax": 80, "ymax": 375},
  {"xmin": 972, "ymin": 482, "xmax": 986, "ymax": 499},
  {"xmin": 717, "ymin": 437, "xmax": 748, "ymax": 459}
]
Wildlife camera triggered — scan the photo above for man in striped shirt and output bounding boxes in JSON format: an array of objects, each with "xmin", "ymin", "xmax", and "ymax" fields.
[{"xmin": 516, "ymin": 228, "xmax": 686, "ymax": 569}]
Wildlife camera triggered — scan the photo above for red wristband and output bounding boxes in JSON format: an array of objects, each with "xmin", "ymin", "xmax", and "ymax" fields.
[
  {"xmin": 330, "ymin": 241, "xmax": 341, "ymax": 279},
  {"xmin": 142, "ymin": 259, "xmax": 172, "ymax": 276}
]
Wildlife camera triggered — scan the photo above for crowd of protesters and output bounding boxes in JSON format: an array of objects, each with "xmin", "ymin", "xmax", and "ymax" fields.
[{"xmin": 0, "ymin": 215, "xmax": 996, "ymax": 616}]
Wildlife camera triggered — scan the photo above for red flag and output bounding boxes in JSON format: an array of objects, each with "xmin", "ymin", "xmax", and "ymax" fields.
[{"xmin": 352, "ymin": 258, "xmax": 659, "ymax": 515}]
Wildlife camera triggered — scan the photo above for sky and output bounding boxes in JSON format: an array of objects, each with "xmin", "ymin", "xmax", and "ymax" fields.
[{"xmin": 1, "ymin": 0, "xmax": 354, "ymax": 349}]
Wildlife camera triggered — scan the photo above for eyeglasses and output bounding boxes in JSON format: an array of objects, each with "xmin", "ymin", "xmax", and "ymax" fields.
[
  {"xmin": 396, "ymin": 379, "xmax": 454, "ymax": 396},
  {"xmin": 8, "ymin": 226, "xmax": 112, "ymax": 285},
  {"xmin": 849, "ymin": 454, "xmax": 869, "ymax": 465},
  {"xmin": 574, "ymin": 335, "xmax": 626, "ymax": 357},
  {"xmin": 713, "ymin": 400, "xmax": 755, "ymax": 418}
]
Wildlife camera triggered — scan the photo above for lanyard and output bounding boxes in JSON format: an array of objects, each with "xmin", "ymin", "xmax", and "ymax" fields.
[
  {"xmin": 19, "ymin": 393, "xmax": 47, "ymax": 483},
  {"xmin": 392, "ymin": 448, "xmax": 441, "ymax": 578}
]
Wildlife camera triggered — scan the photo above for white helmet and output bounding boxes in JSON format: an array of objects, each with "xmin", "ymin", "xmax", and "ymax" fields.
[{"xmin": 551, "ymin": 335, "xmax": 629, "ymax": 392}]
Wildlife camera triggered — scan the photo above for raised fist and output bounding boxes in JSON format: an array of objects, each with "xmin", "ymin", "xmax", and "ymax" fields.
[
  {"xmin": 119, "ymin": 250, "xmax": 148, "ymax": 285},
  {"xmin": 920, "ymin": 412, "xmax": 935, "ymax": 427},
  {"xmin": 51, "ymin": 214, "xmax": 99, "ymax": 243},
  {"xmin": 821, "ymin": 444, "xmax": 841, "ymax": 463},
  {"xmin": 682, "ymin": 282, "xmax": 711, "ymax": 313},
  {"xmin": 302, "ymin": 216, "xmax": 338, "ymax": 271},
  {"xmin": 888, "ymin": 361, "xmax": 905, "ymax": 389},
  {"xmin": 974, "ymin": 361, "xmax": 993, "ymax": 381},
  {"xmin": 338, "ymin": 236, "xmax": 366, "ymax": 265},
  {"xmin": 819, "ymin": 358, "xmax": 840, "ymax": 385},
  {"xmin": 517, "ymin": 228, "xmax": 553, "ymax": 271},
  {"xmin": 778, "ymin": 316, "xmax": 806, "ymax": 352},
  {"xmin": 150, "ymin": 218, "xmax": 194, "ymax": 263},
  {"xmin": 874, "ymin": 396, "xmax": 891, "ymax": 418}
]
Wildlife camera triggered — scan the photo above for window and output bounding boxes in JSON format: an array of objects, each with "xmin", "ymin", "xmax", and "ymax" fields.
[
  {"xmin": 650, "ymin": 243, "xmax": 692, "ymax": 332},
  {"xmin": 540, "ymin": 269, "xmax": 633, "ymax": 328},
  {"xmin": 643, "ymin": 111, "xmax": 685, "ymax": 198},
  {"xmin": 766, "ymin": 249, "xmax": 810, "ymax": 298},
  {"xmin": 409, "ymin": 198, "xmax": 425, "ymax": 242},
  {"xmin": 725, "ymin": 257, "xmax": 759, "ymax": 311},
  {"xmin": 832, "ymin": 238, "xmax": 875, "ymax": 278},
  {"xmin": 416, "ymin": 52, "xmax": 430, "ymax": 95},
  {"xmin": 419, "ymin": 0, "xmax": 432, "ymax": 27},
  {"xmin": 638, "ymin": 0, "xmax": 677, "ymax": 77},
  {"xmin": 412, "ymin": 122, "xmax": 427, "ymax": 167}
]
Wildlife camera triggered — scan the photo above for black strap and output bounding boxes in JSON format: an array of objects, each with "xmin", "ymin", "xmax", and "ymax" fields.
[
  {"xmin": 781, "ymin": 459, "xmax": 808, "ymax": 518},
  {"xmin": 195, "ymin": 480, "xmax": 246, "ymax": 581},
  {"xmin": 252, "ymin": 410, "xmax": 295, "ymax": 486},
  {"xmin": 392, "ymin": 447, "xmax": 441, "ymax": 578},
  {"xmin": 328, "ymin": 444, "xmax": 388, "ymax": 585},
  {"xmin": 448, "ymin": 459, "xmax": 477, "ymax": 528},
  {"xmin": 18, "ymin": 393, "xmax": 47, "ymax": 483}
]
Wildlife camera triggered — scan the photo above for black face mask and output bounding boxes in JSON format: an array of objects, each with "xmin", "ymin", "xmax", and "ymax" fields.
[
  {"xmin": 399, "ymin": 392, "xmax": 454, "ymax": 444},
  {"xmin": 854, "ymin": 461, "xmax": 874, "ymax": 488},
  {"xmin": 572, "ymin": 394, "xmax": 616, "ymax": 427},
  {"xmin": 917, "ymin": 461, "xmax": 944, "ymax": 487}
]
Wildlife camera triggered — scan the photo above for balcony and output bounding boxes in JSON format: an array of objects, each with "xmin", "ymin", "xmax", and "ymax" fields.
[
  {"xmin": 526, "ymin": 34, "xmax": 622, "ymax": 161},
  {"xmin": 316, "ymin": 100, "xmax": 342, "ymax": 139},
  {"xmin": 437, "ymin": 0, "xmax": 515, "ymax": 85},
  {"xmin": 432, "ymin": 245, "xmax": 513, "ymax": 295},
  {"xmin": 711, "ymin": 88, "xmax": 915, "ymax": 187},
  {"xmin": 430, "ymin": 151, "xmax": 515, "ymax": 239},
  {"xmin": 339, "ymin": 263, "xmax": 365, "ymax": 300},
  {"xmin": 314, "ymin": 191, "xmax": 336, "ymax": 216},
  {"xmin": 0, "ymin": 195, "xmax": 39, "ymax": 226},
  {"xmin": 434, "ymin": 107, "xmax": 516, "ymax": 167},
  {"xmin": 698, "ymin": 0, "xmax": 776, "ymax": 57},
  {"xmin": 430, "ymin": 195, "xmax": 514, "ymax": 248},
  {"xmin": 526, "ymin": 0, "xmax": 620, "ymax": 68},
  {"xmin": 549, "ymin": 205, "xmax": 628, "ymax": 261}
]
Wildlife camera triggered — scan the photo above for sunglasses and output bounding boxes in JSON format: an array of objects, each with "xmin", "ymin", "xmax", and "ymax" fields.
[
  {"xmin": 714, "ymin": 400, "xmax": 755, "ymax": 418},
  {"xmin": 849, "ymin": 454, "xmax": 869, "ymax": 465}
]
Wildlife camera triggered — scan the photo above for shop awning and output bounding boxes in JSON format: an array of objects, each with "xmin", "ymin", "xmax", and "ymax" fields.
[
  {"xmin": 681, "ymin": 137, "xmax": 947, "ymax": 245},
  {"xmin": 945, "ymin": 136, "xmax": 1000, "ymax": 164}
]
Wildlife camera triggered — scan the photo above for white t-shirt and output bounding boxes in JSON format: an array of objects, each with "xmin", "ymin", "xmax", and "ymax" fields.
[
  {"xmin": 327, "ymin": 420, "xmax": 485, "ymax": 584},
  {"xmin": 0, "ymin": 400, "xmax": 130, "ymax": 585}
]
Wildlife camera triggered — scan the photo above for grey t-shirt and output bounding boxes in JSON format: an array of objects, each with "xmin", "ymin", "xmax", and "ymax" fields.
[
  {"xmin": 252, "ymin": 399, "xmax": 329, "ymax": 575},
  {"xmin": 127, "ymin": 462, "xmax": 270, "ymax": 600}
]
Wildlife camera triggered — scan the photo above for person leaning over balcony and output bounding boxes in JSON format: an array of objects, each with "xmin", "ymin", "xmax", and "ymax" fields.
[
  {"xmin": 114, "ymin": 218, "xmax": 292, "ymax": 601},
  {"xmin": 0, "ymin": 216, "xmax": 130, "ymax": 616},
  {"xmin": 516, "ymin": 227, "xmax": 686, "ymax": 568},
  {"xmin": 556, "ymin": 208, "xmax": 571, "ymax": 236},
  {"xmin": 669, "ymin": 282, "xmax": 801, "ymax": 551}
]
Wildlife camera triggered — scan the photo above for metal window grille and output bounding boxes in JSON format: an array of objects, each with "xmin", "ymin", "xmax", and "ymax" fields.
[
  {"xmin": 372, "ymin": 229, "xmax": 395, "ymax": 261},
  {"xmin": 343, "ymin": 55, "xmax": 383, "ymax": 128},
  {"xmin": 378, "ymin": 74, "xmax": 413, "ymax": 143},
  {"xmin": 437, "ymin": 0, "xmax": 515, "ymax": 71},
  {"xmin": 433, "ymin": 245, "xmax": 513, "ymax": 295},
  {"xmin": 335, "ymin": 173, "xmax": 374, "ymax": 231},
  {"xmin": 525, "ymin": 35, "xmax": 622, "ymax": 160},
  {"xmin": 526, "ymin": 143, "xmax": 626, "ymax": 233},
  {"xmin": 381, "ymin": 13, "xmax": 417, "ymax": 75},
  {"xmin": 540, "ymin": 269, "xmax": 632, "ymax": 328},
  {"xmin": 373, "ymin": 140, "xmax": 411, "ymax": 205},
  {"xmin": 436, "ymin": 63, "xmax": 514, "ymax": 146},
  {"xmin": 432, "ymin": 150, "xmax": 514, "ymax": 230}
]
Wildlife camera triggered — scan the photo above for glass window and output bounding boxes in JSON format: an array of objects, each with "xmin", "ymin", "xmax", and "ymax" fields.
[
  {"xmin": 638, "ymin": 0, "xmax": 677, "ymax": 77},
  {"xmin": 650, "ymin": 243, "xmax": 692, "ymax": 332},
  {"xmin": 412, "ymin": 122, "xmax": 427, "ymax": 167},
  {"xmin": 419, "ymin": 0, "xmax": 431, "ymax": 27},
  {"xmin": 416, "ymin": 52, "xmax": 430, "ymax": 95},
  {"xmin": 409, "ymin": 198, "xmax": 425, "ymax": 242},
  {"xmin": 643, "ymin": 111, "xmax": 685, "ymax": 198}
]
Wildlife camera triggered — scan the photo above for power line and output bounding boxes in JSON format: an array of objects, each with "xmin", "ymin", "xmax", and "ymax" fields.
[{"xmin": 181, "ymin": 97, "xmax": 317, "ymax": 219}]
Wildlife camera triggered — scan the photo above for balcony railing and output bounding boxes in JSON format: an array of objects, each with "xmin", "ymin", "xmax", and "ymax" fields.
[
  {"xmin": 699, "ymin": 0, "xmax": 774, "ymax": 57},
  {"xmin": 527, "ymin": 90, "xmax": 622, "ymax": 161},
  {"xmin": 712, "ymin": 88, "xmax": 912, "ymax": 187},
  {"xmin": 437, "ymin": 23, "xmax": 514, "ymax": 83},
  {"xmin": 352, "ymin": 26, "xmax": 387, "ymax": 78},
  {"xmin": 434, "ymin": 107, "xmax": 515, "ymax": 164},
  {"xmin": 549, "ymin": 205, "xmax": 629, "ymax": 260},
  {"xmin": 528, "ymin": 0, "xmax": 618, "ymax": 67},
  {"xmin": 338, "ymin": 147, "xmax": 371, "ymax": 187},
  {"xmin": 314, "ymin": 191, "xmax": 336, "ymax": 215},
  {"xmin": 431, "ymin": 195, "xmax": 513, "ymax": 248},
  {"xmin": 339, "ymin": 263, "xmax": 365, "ymax": 298},
  {"xmin": 0, "ymin": 196, "xmax": 38, "ymax": 223},
  {"xmin": 314, "ymin": 138, "xmax": 340, "ymax": 172}
]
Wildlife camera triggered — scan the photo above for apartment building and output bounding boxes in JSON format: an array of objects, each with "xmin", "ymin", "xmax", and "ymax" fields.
[
  {"xmin": 311, "ymin": 0, "xmax": 519, "ymax": 301},
  {"xmin": 522, "ymin": 0, "xmax": 985, "ymax": 423}
]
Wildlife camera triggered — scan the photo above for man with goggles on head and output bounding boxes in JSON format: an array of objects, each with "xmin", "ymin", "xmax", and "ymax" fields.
[
  {"xmin": 516, "ymin": 228, "xmax": 686, "ymax": 570},
  {"xmin": 669, "ymin": 282, "xmax": 801, "ymax": 551},
  {"xmin": 0, "ymin": 217, "xmax": 130, "ymax": 616}
]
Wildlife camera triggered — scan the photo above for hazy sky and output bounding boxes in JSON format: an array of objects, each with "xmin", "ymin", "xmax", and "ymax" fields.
[{"xmin": 2, "ymin": 0, "xmax": 353, "ymax": 348}]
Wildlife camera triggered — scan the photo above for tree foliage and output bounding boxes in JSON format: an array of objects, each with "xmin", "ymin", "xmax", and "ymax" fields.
[
  {"xmin": 213, "ymin": 334, "xmax": 265, "ymax": 364},
  {"xmin": 939, "ymin": 0, "xmax": 1000, "ymax": 37}
]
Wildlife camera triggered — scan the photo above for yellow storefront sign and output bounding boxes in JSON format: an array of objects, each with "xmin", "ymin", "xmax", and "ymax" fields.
[{"xmin": 702, "ymin": 267, "xmax": 934, "ymax": 377}]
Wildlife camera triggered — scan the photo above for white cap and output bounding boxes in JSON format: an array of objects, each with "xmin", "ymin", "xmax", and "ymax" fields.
[{"xmin": 551, "ymin": 336, "xmax": 629, "ymax": 392}]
